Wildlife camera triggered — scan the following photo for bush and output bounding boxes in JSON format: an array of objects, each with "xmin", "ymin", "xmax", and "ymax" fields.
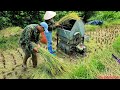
[
  {"xmin": 0, "ymin": 16, "xmax": 12, "ymax": 30},
  {"xmin": 0, "ymin": 11, "xmax": 45, "ymax": 29},
  {"xmin": 89, "ymin": 11, "xmax": 120, "ymax": 21},
  {"xmin": 0, "ymin": 11, "xmax": 96, "ymax": 30}
]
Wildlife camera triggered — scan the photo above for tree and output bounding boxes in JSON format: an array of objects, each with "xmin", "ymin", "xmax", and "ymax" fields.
[{"xmin": 82, "ymin": 11, "xmax": 95, "ymax": 23}]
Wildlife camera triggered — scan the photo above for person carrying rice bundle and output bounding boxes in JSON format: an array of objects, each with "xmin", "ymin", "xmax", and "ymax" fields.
[{"xmin": 19, "ymin": 22, "xmax": 48, "ymax": 70}]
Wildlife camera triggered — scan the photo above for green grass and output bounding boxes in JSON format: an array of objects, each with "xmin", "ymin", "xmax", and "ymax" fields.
[
  {"xmin": 90, "ymin": 59, "xmax": 105, "ymax": 72},
  {"xmin": 85, "ymin": 19, "xmax": 120, "ymax": 32},
  {"xmin": 112, "ymin": 35, "xmax": 120, "ymax": 53},
  {"xmin": 0, "ymin": 27, "xmax": 22, "ymax": 51},
  {"xmin": 65, "ymin": 34, "xmax": 120, "ymax": 79},
  {"xmin": 69, "ymin": 47, "xmax": 120, "ymax": 79},
  {"xmin": 102, "ymin": 19, "xmax": 120, "ymax": 28},
  {"xmin": 0, "ymin": 35, "xmax": 19, "ymax": 50},
  {"xmin": 0, "ymin": 27, "xmax": 22, "ymax": 37},
  {"xmin": 85, "ymin": 24, "xmax": 100, "ymax": 31}
]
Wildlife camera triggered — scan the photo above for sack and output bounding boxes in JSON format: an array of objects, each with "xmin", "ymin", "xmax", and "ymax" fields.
[{"xmin": 40, "ymin": 32, "xmax": 47, "ymax": 44}]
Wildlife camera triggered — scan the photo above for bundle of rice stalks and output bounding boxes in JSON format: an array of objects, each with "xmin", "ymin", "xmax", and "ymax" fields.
[
  {"xmin": 57, "ymin": 12, "xmax": 80, "ymax": 25},
  {"xmin": 36, "ymin": 47, "xmax": 67, "ymax": 77}
]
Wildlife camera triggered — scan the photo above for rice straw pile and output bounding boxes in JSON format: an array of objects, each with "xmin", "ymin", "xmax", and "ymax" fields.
[
  {"xmin": 35, "ymin": 47, "xmax": 66, "ymax": 77},
  {"xmin": 57, "ymin": 12, "xmax": 80, "ymax": 25}
]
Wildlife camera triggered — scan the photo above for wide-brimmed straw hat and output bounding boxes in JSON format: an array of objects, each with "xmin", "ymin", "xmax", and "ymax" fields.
[{"xmin": 44, "ymin": 11, "xmax": 56, "ymax": 20}]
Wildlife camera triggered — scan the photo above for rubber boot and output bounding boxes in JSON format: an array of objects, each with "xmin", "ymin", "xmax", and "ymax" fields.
[
  {"xmin": 48, "ymin": 46, "xmax": 53, "ymax": 54},
  {"xmin": 52, "ymin": 50, "xmax": 56, "ymax": 53},
  {"xmin": 48, "ymin": 46, "xmax": 56, "ymax": 54},
  {"xmin": 52, "ymin": 53, "xmax": 56, "ymax": 56}
]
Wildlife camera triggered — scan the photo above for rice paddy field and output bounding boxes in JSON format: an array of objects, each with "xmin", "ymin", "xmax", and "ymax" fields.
[{"xmin": 0, "ymin": 23, "xmax": 120, "ymax": 79}]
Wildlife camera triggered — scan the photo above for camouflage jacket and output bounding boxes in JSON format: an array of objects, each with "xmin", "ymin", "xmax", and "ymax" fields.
[{"xmin": 19, "ymin": 24, "xmax": 40, "ymax": 52}]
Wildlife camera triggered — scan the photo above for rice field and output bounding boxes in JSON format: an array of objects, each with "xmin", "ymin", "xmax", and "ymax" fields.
[{"xmin": 0, "ymin": 25, "xmax": 120, "ymax": 79}]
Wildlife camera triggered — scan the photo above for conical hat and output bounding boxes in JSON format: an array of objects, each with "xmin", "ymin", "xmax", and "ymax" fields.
[{"xmin": 44, "ymin": 11, "xmax": 56, "ymax": 20}]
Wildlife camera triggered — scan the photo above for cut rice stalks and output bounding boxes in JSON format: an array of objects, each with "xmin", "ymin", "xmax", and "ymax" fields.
[
  {"xmin": 57, "ymin": 12, "xmax": 80, "ymax": 25},
  {"xmin": 37, "ymin": 47, "xmax": 67, "ymax": 77}
]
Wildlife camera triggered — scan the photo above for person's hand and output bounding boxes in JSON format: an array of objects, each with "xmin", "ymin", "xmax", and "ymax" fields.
[
  {"xmin": 37, "ymin": 44, "xmax": 40, "ymax": 49},
  {"xmin": 55, "ymin": 23, "xmax": 59, "ymax": 26},
  {"xmin": 33, "ymin": 47, "xmax": 38, "ymax": 53},
  {"xmin": 55, "ymin": 23, "xmax": 61, "ymax": 27}
]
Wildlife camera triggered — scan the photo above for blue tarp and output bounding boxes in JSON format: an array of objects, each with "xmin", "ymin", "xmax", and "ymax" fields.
[{"xmin": 87, "ymin": 20, "xmax": 103, "ymax": 25}]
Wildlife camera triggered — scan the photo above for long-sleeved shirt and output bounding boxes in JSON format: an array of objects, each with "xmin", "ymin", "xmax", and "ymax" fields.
[
  {"xmin": 19, "ymin": 24, "xmax": 40, "ymax": 52},
  {"xmin": 45, "ymin": 19, "xmax": 57, "ymax": 32}
]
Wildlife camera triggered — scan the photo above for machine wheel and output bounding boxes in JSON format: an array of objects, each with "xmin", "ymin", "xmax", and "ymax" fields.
[{"xmin": 73, "ymin": 32, "xmax": 81, "ymax": 46}]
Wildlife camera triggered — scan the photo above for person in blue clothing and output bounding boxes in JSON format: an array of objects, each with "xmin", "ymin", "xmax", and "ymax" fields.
[{"xmin": 44, "ymin": 11, "xmax": 60, "ymax": 55}]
